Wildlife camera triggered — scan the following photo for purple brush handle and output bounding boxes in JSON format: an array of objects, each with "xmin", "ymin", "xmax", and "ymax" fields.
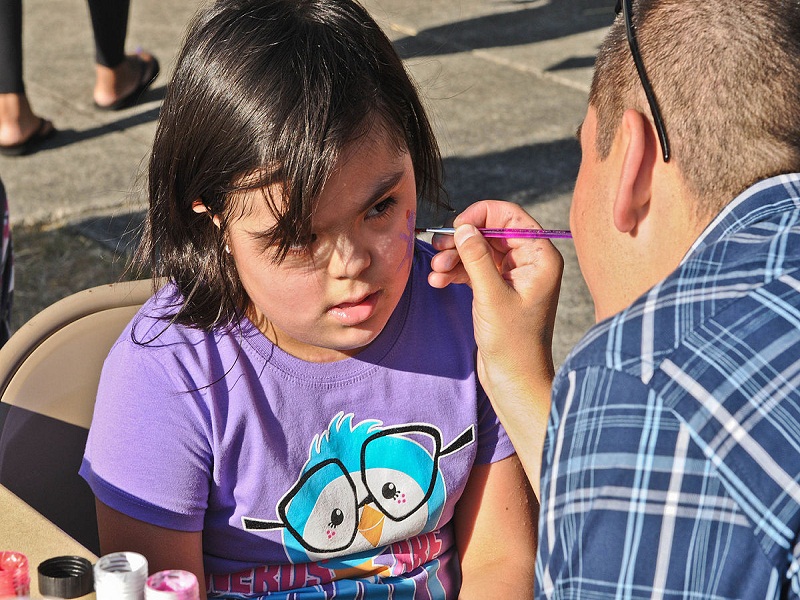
[{"xmin": 416, "ymin": 227, "xmax": 572, "ymax": 239}]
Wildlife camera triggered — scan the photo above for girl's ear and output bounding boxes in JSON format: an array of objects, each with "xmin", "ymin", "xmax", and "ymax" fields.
[
  {"xmin": 191, "ymin": 199, "xmax": 208, "ymax": 214},
  {"xmin": 613, "ymin": 108, "xmax": 657, "ymax": 234},
  {"xmin": 192, "ymin": 199, "xmax": 222, "ymax": 229}
]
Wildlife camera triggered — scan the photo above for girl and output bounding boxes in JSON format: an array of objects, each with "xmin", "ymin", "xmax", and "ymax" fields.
[{"xmin": 80, "ymin": 0, "xmax": 536, "ymax": 597}]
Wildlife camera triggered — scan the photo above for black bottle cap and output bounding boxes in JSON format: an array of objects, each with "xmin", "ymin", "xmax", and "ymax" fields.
[{"xmin": 37, "ymin": 555, "xmax": 94, "ymax": 598}]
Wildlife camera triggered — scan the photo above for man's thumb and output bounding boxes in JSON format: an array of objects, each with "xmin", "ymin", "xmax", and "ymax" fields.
[{"xmin": 454, "ymin": 224, "xmax": 505, "ymax": 305}]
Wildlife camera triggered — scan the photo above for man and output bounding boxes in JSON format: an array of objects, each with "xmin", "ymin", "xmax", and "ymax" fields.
[{"xmin": 428, "ymin": 0, "xmax": 800, "ymax": 596}]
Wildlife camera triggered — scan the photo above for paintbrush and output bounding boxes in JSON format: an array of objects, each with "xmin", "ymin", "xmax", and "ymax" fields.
[{"xmin": 415, "ymin": 227, "xmax": 572, "ymax": 240}]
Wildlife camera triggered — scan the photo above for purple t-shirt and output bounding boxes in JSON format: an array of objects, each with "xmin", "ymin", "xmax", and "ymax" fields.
[{"xmin": 81, "ymin": 241, "xmax": 514, "ymax": 599}]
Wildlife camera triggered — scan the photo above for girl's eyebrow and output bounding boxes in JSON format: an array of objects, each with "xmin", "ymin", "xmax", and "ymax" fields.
[
  {"xmin": 245, "ymin": 168, "xmax": 408, "ymax": 240},
  {"xmin": 355, "ymin": 168, "xmax": 406, "ymax": 212}
]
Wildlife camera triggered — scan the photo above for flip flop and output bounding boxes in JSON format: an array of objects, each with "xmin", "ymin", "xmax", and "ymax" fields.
[
  {"xmin": 0, "ymin": 118, "xmax": 57, "ymax": 157},
  {"xmin": 94, "ymin": 53, "xmax": 160, "ymax": 111}
]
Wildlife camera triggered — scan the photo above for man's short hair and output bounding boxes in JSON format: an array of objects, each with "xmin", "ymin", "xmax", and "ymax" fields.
[{"xmin": 590, "ymin": 0, "xmax": 800, "ymax": 217}]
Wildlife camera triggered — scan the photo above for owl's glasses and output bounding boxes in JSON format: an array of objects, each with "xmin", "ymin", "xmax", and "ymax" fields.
[{"xmin": 243, "ymin": 424, "xmax": 474, "ymax": 554}]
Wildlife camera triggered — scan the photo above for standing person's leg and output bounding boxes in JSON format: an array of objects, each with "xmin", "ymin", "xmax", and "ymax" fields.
[
  {"xmin": 88, "ymin": 0, "xmax": 159, "ymax": 110},
  {"xmin": 0, "ymin": 0, "xmax": 55, "ymax": 154},
  {"xmin": 0, "ymin": 0, "xmax": 25, "ymax": 94},
  {"xmin": 87, "ymin": 0, "xmax": 129, "ymax": 68}
]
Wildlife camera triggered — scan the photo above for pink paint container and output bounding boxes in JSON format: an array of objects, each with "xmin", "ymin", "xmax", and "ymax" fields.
[
  {"xmin": 0, "ymin": 551, "xmax": 30, "ymax": 597},
  {"xmin": 144, "ymin": 570, "xmax": 199, "ymax": 600}
]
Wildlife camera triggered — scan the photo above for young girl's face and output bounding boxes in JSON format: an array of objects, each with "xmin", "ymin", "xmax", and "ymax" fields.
[{"xmin": 226, "ymin": 128, "xmax": 418, "ymax": 362}]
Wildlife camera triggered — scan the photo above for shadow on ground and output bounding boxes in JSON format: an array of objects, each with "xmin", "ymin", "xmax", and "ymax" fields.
[{"xmin": 394, "ymin": 0, "xmax": 615, "ymax": 60}]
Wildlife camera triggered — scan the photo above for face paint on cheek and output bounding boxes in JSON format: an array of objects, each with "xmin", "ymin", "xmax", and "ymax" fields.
[{"xmin": 397, "ymin": 209, "xmax": 416, "ymax": 272}]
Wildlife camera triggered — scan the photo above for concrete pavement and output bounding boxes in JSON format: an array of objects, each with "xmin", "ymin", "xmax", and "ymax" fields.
[{"xmin": 0, "ymin": 0, "xmax": 616, "ymax": 365}]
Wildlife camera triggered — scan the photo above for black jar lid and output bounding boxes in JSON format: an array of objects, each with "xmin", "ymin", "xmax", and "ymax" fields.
[{"xmin": 37, "ymin": 555, "xmax": 94, "ymax": 598}]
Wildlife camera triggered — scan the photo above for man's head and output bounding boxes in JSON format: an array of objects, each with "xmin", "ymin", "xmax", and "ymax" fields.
[
  {"xmin": 572, "ymin": 0, "xmax": 800, "ymax": 322},
  {"xmin": 591, "ymin": 0, "xmax": 800, "ymax": 218}
]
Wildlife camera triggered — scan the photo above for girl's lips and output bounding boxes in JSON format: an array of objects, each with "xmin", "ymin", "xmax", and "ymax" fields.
[{"xmin": 328, "ymin": 291, "xmax": 381, "ymax": 326}]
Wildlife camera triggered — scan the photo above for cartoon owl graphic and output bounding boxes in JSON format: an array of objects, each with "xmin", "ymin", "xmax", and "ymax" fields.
[{"xmin": 243, "ymin": 413, "xmax": 474, "ymax": 569}]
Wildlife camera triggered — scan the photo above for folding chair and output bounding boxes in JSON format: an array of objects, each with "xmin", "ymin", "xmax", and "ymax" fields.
[{"xmin": 0, "ymin": 279, "xmax": 154, "ymax": 554}]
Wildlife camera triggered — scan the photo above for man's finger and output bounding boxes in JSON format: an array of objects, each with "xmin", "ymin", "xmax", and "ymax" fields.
[{"xmin": 453, "ymin": 224, "xmax": 507, "ymax": 306}]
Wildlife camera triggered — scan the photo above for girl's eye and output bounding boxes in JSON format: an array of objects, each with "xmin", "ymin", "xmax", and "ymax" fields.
[
  {"xmin": 285, "ymin": 246, "xmax": 307, "ymax": 257},
  {"xmin": 286, "ymin": 234, "xmax": 317, "ymax": 253},
  {"xmin": 276, "ymin": 234, "xmax": 318, "ymax": 262},
  {"xmin": 367, "ymin": 197, "xmax": 397, "ymax": 219}
]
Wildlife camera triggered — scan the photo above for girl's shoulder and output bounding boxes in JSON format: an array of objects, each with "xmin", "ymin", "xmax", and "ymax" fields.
[
  {"xmin": 117, "ymin": 282, "xmax": 241, "ymax": 357},
  {"xmin": 104, "ymin": 282, "xmax": 250, "ymax": 391},
  {"xmin": 407, "ymin": 239, "xmax": 475, "ymax": 338},
  {"xmin": 127, "ymin": 283, "xmax": 202, "ymax": 345},
  {"xmin": 411, "ymin": 238, "xmax": 472, "ymax": 304},
  {"xmin": 412, "ymin": 238, "xmax": 445, "ymax": 275}
]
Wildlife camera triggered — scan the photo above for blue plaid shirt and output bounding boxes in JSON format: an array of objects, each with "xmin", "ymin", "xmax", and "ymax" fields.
[{"xmin": 537, "ymin": 174, "xmax": 800, "ymax": 599}]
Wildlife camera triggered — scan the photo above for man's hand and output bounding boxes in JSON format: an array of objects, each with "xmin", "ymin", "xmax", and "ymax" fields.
[{"xmin": 428, "ymin": 200, "xmax": 564, "ymax": 496}]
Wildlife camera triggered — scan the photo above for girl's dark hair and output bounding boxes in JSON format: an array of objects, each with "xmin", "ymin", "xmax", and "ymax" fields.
[{"xmin": 137, "ymin": 0, "xmax": 447, "ymax": 329}]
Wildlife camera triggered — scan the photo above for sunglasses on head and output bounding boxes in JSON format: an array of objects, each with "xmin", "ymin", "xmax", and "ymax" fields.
[{"xmin": 614, "ymin": 0, "xmax": 671, "ymax": 162}]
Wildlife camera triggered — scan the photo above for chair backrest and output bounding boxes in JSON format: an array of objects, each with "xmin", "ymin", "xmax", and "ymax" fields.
[{"xmin": 0, "ymin": 279, "xmax": 154, "ymax": 554}]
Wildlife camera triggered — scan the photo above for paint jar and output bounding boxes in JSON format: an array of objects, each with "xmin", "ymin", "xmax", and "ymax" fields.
[
  {"xmin": 144, "ymin": 570, "xmax": 200, "ymax": 600},
  {"xmin": 37, "ymin": 556, "xmax": 93, "ymax": 599},
  {"xmin": 93, "ymin": 552, "xmax": 148, "ymax": 600},
  {"xmin": 0, "ymin": 551, "xmax": 30, "ymax": 597}
]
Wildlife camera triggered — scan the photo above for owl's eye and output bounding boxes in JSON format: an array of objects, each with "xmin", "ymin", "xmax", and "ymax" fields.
[
  {"xmin": 382, "ymin": 482, "xmax": 398, "ymax": 499},
  {"xmin": 363, "ymin": 467, "xmax": 426, "ymax": 520},
  {"xmin": 281, "ymin": 459, "xmax": 358, "ymax": 554},
  {"xmin": 330, "ymin": 508, "xmax": 345, "ymax": 527}
]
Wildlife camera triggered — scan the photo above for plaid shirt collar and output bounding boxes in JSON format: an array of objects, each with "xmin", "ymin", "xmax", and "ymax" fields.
[{"xmin": 684, "ymin": 173, "xmax": 800, "ymax": 262}]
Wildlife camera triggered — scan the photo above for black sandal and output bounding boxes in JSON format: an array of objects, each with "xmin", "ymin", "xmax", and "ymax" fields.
[
  {"xmin": 94, "ymin": 53, "xmax": 160, "ymax": 111},
  {"xmin": 0, "ymin": 118, "xmax": 57, "ymax": 157}
]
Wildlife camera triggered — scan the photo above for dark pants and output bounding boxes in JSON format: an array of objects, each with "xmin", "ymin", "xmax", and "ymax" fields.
[{"xmin": 0, "ymin": 0, "xmax": 131, "ymax": 94}]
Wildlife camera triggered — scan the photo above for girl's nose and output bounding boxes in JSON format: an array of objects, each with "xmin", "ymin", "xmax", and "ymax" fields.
[{"xmin": 328, "ymin": 237, "xmax": 371, "ymax": 279}]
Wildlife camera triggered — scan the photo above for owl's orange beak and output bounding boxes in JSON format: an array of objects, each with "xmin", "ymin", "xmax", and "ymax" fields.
[{"xmin": 358, "ymin": 504, "xmax": 385, "ymax": 547}]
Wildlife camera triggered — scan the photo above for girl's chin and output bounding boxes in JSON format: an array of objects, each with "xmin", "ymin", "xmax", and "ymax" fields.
[
  {"xmin": 248, "ymin": 302, "xmax": 394, "ymax": 362},
  {"xmin": 274, "ymin": 326, "xmax": 386, "ymax": 363}
]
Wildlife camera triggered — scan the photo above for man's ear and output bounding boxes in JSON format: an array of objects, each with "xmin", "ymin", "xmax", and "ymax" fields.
[
  {"xmin": 613, "ymin": 109, "xmax": 657, "ymax": 234},
  {"xmin": 191, "ymin": 199, "xmax": 222, "ymax": 229}
]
